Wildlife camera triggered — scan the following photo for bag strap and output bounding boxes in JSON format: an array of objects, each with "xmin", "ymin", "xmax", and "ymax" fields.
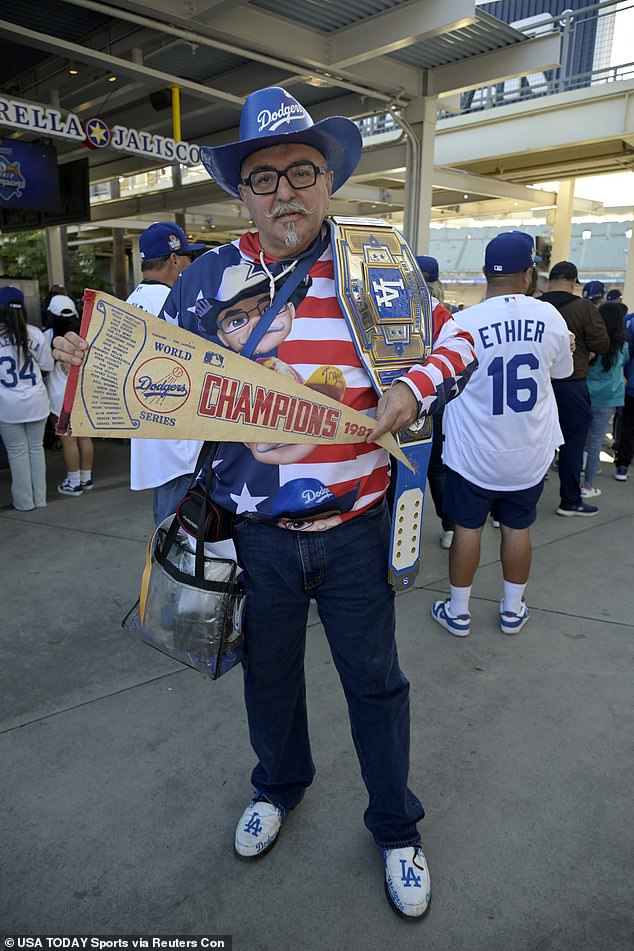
[
  {"xmin": 158, "ymin": 441, "xmax": 218, "ymax": 578},
  {"xmin": 148, "ymin": 233, "xmax": 329, "ymax": 573},
  {"xmin": 241, "ymin": 230, "xmax": 329, "ymax": 360}
]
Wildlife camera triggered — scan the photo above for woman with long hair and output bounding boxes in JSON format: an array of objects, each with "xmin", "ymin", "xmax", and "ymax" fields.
[
  {"xmin": 583, "ymin": 301, "xmax": 628, "ymax": 497},
  {"xmin": 44, "ymin": 295, "xmax": 95, "ymax": 496},
  {"xmin": 0, "ymin": 286, "xmax": 53, "ymax": 510}
]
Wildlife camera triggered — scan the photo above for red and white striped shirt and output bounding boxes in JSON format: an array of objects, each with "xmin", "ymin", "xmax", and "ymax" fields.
[{"xmin": 164, "ymin": 229, "xmax": 476, "ymax": 527}]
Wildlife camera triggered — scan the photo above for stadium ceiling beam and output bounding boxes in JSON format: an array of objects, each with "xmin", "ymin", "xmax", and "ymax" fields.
[
  {"xmin": 0, "ymin": 19, "xmax": 244, "ymax": 106},
  {"xmin": 192, "ymin": 5, "xmax": 424, "ymax": 96},
  {"xmin": 60, "ymin": 0, "xmax": 419, "ymax": 102},
  {"xmin": 427, "ymin": 33, "xmax": 561, "ymax": 96},
  {"xmin": 118, "ymin": 0, "xmax": 251, "ymax": 15},
  {"xmin": 353, "ymin": 144, "xmax": 408, "ymax": 182},
  {"xmin": 328, "ymin": 0, "xmax": 476, "ymax": 69},
  {"xmin": 434, "ymin": 168, "xmax": 557, "ymax": 205},
  {"xmin": 433, "ymin": 170, "xmax": 604, "ymax": 212}
]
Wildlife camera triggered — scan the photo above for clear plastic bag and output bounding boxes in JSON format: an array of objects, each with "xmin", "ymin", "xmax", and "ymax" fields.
[{"xmin": 123, "ymin": 520, "xmax": 245, "ymax": 680}]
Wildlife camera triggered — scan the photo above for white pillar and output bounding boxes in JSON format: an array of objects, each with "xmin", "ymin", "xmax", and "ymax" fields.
[
  {"xmin": 551, "ymin": 178, "xmax": 576, "ymax": 265},
  {"xmin": 45, "ymin": 226, "xmax": 66, "ymax": 288},
  {"xmin": 623, "ymin": 222, "xmax": 634, "ymax": 312},
  {"xmin": 130, "ymin": 235, "xmax": 142, "ymax": 287},
  {"xmin": 402, "ymin": 95, "xmax": 438, "ymax": 254}
]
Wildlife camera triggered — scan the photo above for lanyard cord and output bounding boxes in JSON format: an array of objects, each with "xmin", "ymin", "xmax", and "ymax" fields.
[{"xmin": 241, "ymin": 230, "xmax": 330, "ymax": 360}]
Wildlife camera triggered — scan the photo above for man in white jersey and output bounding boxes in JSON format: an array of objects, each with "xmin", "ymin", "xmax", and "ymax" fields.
[
  {"xmin": 128, "ymin": 222, "xmax": 206, "ymax": 524},
  {"xmin": 431, "ymin": 232, "xmax": 573, "ymax": 638}
]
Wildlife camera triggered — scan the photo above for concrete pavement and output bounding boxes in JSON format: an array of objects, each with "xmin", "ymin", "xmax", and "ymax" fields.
[{"xmin": 1, "ymin": 441, "xmax": 632, "ymax": 949}]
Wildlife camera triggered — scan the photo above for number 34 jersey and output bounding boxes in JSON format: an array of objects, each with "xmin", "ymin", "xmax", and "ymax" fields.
[
  {"xmin": 443, "ymin": 294, "xmax": 574, "ymax": 491},
  {"xmin": 0, "ymin": 323, "xmax": 53, "ymax": 424}
]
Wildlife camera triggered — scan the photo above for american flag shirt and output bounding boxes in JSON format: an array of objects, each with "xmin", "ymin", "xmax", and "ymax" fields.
[{"xmin": 161, "ymin": 229, "xmax": 477, "ymax": 529}]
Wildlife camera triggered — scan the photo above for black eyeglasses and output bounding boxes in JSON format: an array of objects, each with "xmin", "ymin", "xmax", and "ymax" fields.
[{"xmin": 242, "ymin": 161, "xmax": 328, "ymax": 195}]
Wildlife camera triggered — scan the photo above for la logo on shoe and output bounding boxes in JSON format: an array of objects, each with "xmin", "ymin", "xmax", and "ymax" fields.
[
  {"xmin": 244, "ymin": 812, "xmax": 264, "ymax": 837},
  {"xmin": 400, "ymin": 858, "xmax": 422, "ymax": 888}
]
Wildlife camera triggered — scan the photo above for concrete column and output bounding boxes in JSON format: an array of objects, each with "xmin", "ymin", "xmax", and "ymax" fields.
[
  {"xmin": 551, "ymin": 178, "xmax": 575, "ymax": 265},
  {"xmin": 402, "ymin": 95, "xmax": 437, "ymax": 254},
  {"xmin": 623, "ymin": 223, "xmax": 634, "ymax": 311},
  {"xmin": 130, "ymin": 235, "xmax": 142, "ymax": 288},
  {"xmin": 45, "ymin": 226, "xmax": 66, "ymax": 288}
]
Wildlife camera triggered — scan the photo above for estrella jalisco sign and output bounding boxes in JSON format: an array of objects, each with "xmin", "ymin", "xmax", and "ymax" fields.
[{"xmin": 0, "ymin": 93, "xmax": 201, "ymax": 165}]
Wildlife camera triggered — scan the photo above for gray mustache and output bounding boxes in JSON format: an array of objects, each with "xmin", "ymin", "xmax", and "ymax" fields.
[{"xmin": 265, "ymin": 201, "xmax": 314, "ymax": 219}]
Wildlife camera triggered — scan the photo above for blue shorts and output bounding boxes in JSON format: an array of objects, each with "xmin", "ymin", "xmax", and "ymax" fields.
[{"xmin": 443, "ymin": 468, "xmax": 545, "ymax": 530}]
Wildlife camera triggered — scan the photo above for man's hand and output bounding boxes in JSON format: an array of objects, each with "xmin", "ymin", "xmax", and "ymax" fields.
[
  {"xmin": 52, "ymin": 331, "xmax": 88, "ymax": 372},
  {"xmin": 368, "ymin": 381, "xmax": 419, "ymax": 442}
]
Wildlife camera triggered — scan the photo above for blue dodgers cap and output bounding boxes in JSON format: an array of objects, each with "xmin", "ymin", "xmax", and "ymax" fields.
[
  {"xmin": 0, "ymin": 285, "xmax": 24, "ymax": 308},
  {"xmin": 269, "ymin": 478, "xmax": 358, "ymax": 518},
  {"xmin": 606, "ymin": 289, "xmax": 622, "ymax": 302},
  {"xmin": 199, "ymin": 86, "xmax": 363, "ymax": 198},
  {"xmin": 484, "ymin": 231, "xmax": 538, "ymax": 275},
  {"xmin": 416, "ymin": 255, "xmax": 439, "ymax": 282},
  {"xmin": 139, "ymin": 221, "xmax": 207, "ymax": 260},
  {"xmin": 583, "ymin": 280, "xmax": 606, "ymax": 301}
]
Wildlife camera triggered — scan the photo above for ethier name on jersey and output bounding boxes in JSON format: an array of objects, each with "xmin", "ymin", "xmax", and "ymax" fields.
[
  {"xmin": 198, "ymin": 373, "xmax": 341, "ymax": 437},
  {"xmin": 478, "ymin": 318, "xmax": 545, "ymax": 350}
]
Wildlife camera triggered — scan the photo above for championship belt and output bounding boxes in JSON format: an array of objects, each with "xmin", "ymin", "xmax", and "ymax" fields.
[{"xmin": 329, "ymin": 216, "xmax": 433, "ymax": 591}]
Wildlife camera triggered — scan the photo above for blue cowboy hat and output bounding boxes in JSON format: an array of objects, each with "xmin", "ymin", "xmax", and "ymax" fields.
[{"xmin": 199, "ymin": 86, "xmax": 363, "ymax": 198}]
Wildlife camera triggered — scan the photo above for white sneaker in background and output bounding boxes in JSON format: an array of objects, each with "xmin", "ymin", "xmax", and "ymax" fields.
[{"xmin": 439, "ymin": 529, "xmax": 454, "ymax": 550}]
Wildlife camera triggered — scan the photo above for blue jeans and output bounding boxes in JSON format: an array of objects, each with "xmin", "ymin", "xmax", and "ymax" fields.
[
  {"xmin": 0, "ymin": 418, "xmax": 48, "ymax": 510},
  {"xmin": 552, "ymin": 379, "xmax": 592, "ymax": 506},
  {"xmin": 152, "ymin": 473, "xmax": 194, "ymax": 526},
  {"xmin": 232, "ymin": 499, "xmax": 424, "ymax": 848},
  {"xmin": 584, "ymin": 406, "xmax": 615, "ymax": 485}
]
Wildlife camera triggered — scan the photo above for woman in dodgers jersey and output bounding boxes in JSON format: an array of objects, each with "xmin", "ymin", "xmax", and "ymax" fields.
[
  {"xmin": 433, "ymin": 232, "xmax": 573, "ymax": 640},
  {"xmin": 0, "ymin": 286, "xmax": 54, "ymax": 510}
]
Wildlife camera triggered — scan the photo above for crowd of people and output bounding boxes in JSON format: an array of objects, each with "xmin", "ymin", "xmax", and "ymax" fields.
[{"xmin": 1, "ymin": 82, "xmax": 632, "ymax": 922}]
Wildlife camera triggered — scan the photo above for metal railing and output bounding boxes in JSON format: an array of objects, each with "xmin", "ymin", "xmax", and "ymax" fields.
[
  {"xmin": 355, "ymin": 0, "xmax": 634, "ymax": 137},
  {"xmin": 454, "ymin": 0, "xmax": 634, "ymax": 115}
]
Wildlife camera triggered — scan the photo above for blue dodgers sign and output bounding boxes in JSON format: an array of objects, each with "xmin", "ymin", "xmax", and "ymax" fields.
[
  {"xmin": 365, "ymin": 265, "xmax": 411, "ymax": 322},
  {"xmin": 0, "ymin": 138, "xmax": 61, "ymax": 212}
]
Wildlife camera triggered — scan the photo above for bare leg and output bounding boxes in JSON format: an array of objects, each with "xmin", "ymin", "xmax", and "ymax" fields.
[
  {"xmin": 60, "ymin": 434, "xmax": 80, "ymax": 473},
  {"xmin": 78, "ymin": 437, "xmax": 94, "ymax": 469},
  {"xmin": 449, "ymin": 524, "xmax": 484, "ymax": 587},
  {"xmin": 499, "ymin": 524, "xmax": 531, "ymax": 584}
]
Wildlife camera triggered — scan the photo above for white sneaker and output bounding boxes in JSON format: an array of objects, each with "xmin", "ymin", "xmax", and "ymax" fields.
[
  {"xmin": 499, "ymin": 599, "xmax": 530, "ymax": 636},
  {"xmin": 57, "ymin": 479, "xmax": 83, "ymax": 496},
  {"xmin": 581, "ymin": 486, "xmax": 601, "ymax": 498},
  {"xmin": 439, "ymin": 529, "xmax": 454, "ymax": 550},
  {"xmin": 384, "ymin": 846, "xmax": 431, "ymax": 920},
  {"xmin": 234, "ymin": 794, "xmax": 285, "ymax": 859},
  {"xmin": 431, "ymin": 599, "xmax": 471, "ymax": 637}
]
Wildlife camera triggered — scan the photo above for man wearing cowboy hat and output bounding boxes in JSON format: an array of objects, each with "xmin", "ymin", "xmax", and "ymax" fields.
[{"xmin": 54, "ymin": 86, "xmax": 477, "ymax": 920}]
